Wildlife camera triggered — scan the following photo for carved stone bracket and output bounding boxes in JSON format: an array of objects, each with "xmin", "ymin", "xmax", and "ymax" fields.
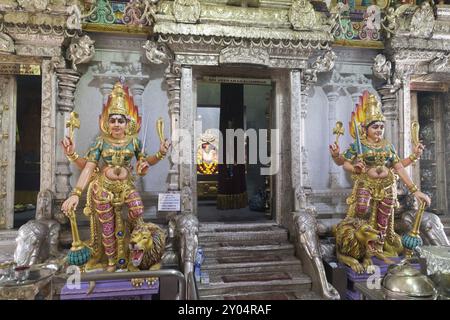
[
  {"xmin": 373, "ymin": 54, "xmax": 392, "ymax": 85},
  {"xmin": 66, "ymin": 35, "xmax": 95, "ymax": 72},
  {"xmin": 304, "ymin": 50, "xmax": 337, "ymax": 84}
]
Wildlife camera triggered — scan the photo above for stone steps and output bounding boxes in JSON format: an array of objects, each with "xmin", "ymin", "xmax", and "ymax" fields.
[
  {"xmin": 0, "ymin": 230, "xmax": 18, "ymax": 242},
  {"xmin": 197, "ymin": 273, "xmax": 312, "ymax": 297},
  {"xmin": 199, "ymin": 229, "xmax": 288, "ymax": 243},
  {"xmin": 202, "ymin": 256, "xmax": 302, "ymax": 275},
  {"xmin": 201, "ymin": 290, "xmax": 323, "ymax": 300},
  {"xmin": 202, "ymin": 243, "xmax": 295, "ymax": 258},
  {"xmin": 197, "ymin": 222, "xmax": 314, "ymax": 300}
]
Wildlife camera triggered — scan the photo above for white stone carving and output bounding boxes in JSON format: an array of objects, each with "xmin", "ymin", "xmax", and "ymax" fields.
[
  {"xmin": 373, "ymin": 54, "xmax": 392, "ymax": 85},
  {"xmin": 410, "ymin": 1, "xmax": 435, "ymax": 38},
  {"xmin": 66, "ymin": 4, "xmax": 82, "ymax": 31},
  {"xmin": 429, "ymin": 52, "xmax": 450, "ymax": 73},
  {"xmin": 173, "ymin": 0, "xmax": 201, "ymax": 24},
  {"xmin": 17, "ymin": 0, "xmax": 49, "ymax": 11},
  {"xmin": 40, "ymin": 60, "xmax": 56, "ymax": 193},
  {"xmin": 143, "ymin": 40, "xmax": 174, "ymax": 65},
  {"xmin": 66, "ymin": 35, "xmax": 95, "ymax": 71},
  {"xmin": 219, "ymin": 45, "xmax": 270, "ymax": 67},
  {"xmin": 0, "ymin": 33, "xmax": 14, "ymax": 53},
  {"xmin": 289, "ymin": 0, "xmax": 322, "ymax": 31}
]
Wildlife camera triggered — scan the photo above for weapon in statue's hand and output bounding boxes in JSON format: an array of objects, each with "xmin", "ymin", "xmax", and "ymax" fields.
[
  {"xmin": 411, "ymin": 121, "xmax": 420, "ymax": 147},
  {"xmin": 332, "ymin": 121, "xmax": 344, "ymax": 145},
  {"xmin": 141, "ymin": 110, "xmax": 151, "ymax": 155},
  {"xmin": 66, "ymin": 112, "xmax": 80, "ymax": 141},
  {"xmin": 157, "ymin": 117, "xmax": 165, "ymax": 143},
  {"xmin": 354, "ymin": 118, "xmax": 363, "ymax": 161}
]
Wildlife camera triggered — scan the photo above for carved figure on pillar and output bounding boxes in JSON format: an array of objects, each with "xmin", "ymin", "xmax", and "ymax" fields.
[
  {"xmin": 60, "ymin": 80, "xmax": 170, "ymax": 272},
  {"xmin": 330, "ymin": 91, "xmax": 431, "ymax": 273}
]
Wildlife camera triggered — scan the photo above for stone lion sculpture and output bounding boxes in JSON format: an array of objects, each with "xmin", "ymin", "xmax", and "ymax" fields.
[
  {"xmin": 335, "ymin": 218, "xmax": 393, "ymax": 274},
  {"xmin": 127, "ymin": 222, "xmax": 166, "ymax": 286}
]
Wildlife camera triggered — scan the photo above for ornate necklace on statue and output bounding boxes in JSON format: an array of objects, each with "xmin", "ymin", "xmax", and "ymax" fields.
[{"xmin": 103, "ymin": 134, "xmax": 132, "ymax": 146}]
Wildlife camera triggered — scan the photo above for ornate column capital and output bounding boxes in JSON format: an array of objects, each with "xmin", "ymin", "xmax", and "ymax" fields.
[{"xmin": 55, "ymin": 68, "xmax": 80, "ymax": 113}]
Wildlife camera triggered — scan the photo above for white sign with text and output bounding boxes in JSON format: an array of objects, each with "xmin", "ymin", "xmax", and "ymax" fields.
[{"xmin": 158, "ymin": 193, "xmax": 181, "ymax": 211}]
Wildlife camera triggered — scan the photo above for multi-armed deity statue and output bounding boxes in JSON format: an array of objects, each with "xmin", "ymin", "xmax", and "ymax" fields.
[
  {"xmin": 61, "ymin": 80, "xmax": 170, "ymax": 274},
  {"xmin": 329, "ymin": 91, "xmax": 431, "ymax": 273}
]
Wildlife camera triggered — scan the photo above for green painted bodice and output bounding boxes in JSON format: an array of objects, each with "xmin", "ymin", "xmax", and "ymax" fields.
[
  {"xmin": 85, "ymin": 136, "xmax": 146, "ymax": 166},
  {"xmin": 343, "ymin": 139, "xmax": 400, "ymax": 168}
]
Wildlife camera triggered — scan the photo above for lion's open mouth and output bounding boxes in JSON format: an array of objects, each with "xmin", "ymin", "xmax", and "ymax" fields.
[
  {"xmin": 367, "ymin": 240, "xmax": 378, "ymax": 253},
  {"xmin": 131, "ymin": 249, "xmax": 144, "ymax": 267}
]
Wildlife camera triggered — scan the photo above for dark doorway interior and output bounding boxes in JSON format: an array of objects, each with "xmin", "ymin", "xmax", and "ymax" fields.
[
  {"xmin": 417, "ymin": 91, "xmax": 448, "ymax": 215},
  {"xmin": 196, "ymin": 81, "xmax": 273, "ymax": 222},
  {"xmin": 14, "ymin": 75, "xmax": 41, "ymax": 228}
]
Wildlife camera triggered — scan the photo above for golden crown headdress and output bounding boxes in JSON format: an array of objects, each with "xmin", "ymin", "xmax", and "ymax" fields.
[
  {"xmin": 349, "ymin": 91, "xmax": 384, "ymax": 139},
  {"xmin": 99, "ymin": 81, "xmax": 141, "ymax": 137}
]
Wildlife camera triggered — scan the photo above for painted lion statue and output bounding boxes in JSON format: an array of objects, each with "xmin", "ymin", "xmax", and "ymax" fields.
[
  {"xmin": 335, "ymin": 218, "xmax": 393, "ymax": 274},
  {"xmin": 127, "ymin": 222, "xmax": 166, "ymax": 286}
]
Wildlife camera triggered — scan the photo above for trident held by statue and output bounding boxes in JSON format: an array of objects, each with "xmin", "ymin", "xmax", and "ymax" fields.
[
  {"xmin": 66, "ymin": 112, "xmax": 80, "ymax": 141},
  {"xmin": 333, "ymin": 121, "xmax": 344, "ymax": 145}
]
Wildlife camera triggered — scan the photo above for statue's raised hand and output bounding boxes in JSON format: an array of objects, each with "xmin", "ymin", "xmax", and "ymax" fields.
[
  {"xmin": 61, "ymin": 136, "xmax": 75, "ymax": 156},
  {"xmin": 412, "ymin": 142, "xmax": 425, "ymax": 159},
  {"xmin": 61, "ymin": 195, "xmax": 79, "ymax": 216},
  {"xmin": 160, "ymin": 139, "xmax": 171, "ymax": 156},
  {"xmin": 136, "ymin": 159, "xmax": 150, "ymax": 176},
  {"xmin": 414, "ymin": 191, "xmax": 431, "ymax": 207},
  {"xmin": 329, "ymin": 142, "xmax": 340, "ymax": 158}
]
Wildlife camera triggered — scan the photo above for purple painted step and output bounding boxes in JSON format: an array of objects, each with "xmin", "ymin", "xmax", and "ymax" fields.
[{"xmin": 60, "ymin": 279, "xmax": 159, "ymax": 300}]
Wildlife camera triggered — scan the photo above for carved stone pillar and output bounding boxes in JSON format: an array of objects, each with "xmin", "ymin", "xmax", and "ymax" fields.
[
  {"xmin": 179, "ymin": 66, "xmax": 196, "ymax": 214},
  {"xmin": 129, "ymin": 83, "xmax": 145, "ymax": 109},
  {"xmin": 398, "ymin": 77, "xmax": 412, "ymax": 177},
  {"xmin": 40, "ymin": 59, "xmax": 57, "ymax": 193},
  {"xmin": 300, "ymin": 78, "xmax": 312, "ymax": 196},
  {"xmin": 165, "ymin": 64, "xmax": 181, "ymax": 192},
  {"xmin": 378, "ymin": 85, "xmax": 399, "ymax": 149},
  {"xmin": 55, "ymin": 68, "xmax": 81, "ymax": 200},
  {"xmin": 346, "ymin": 86, "xmax": 363, "ymax": 108},
  {"xmin": 99, "ymin": 81, "xmax": 114, "ymax": 105},
  {"xmin": 290, "ymin": 69, "xmax": 302, "ymax": 211},
  {"xmin": 323, "ymin": 87, "xmax": 341, "ymax": 189}
]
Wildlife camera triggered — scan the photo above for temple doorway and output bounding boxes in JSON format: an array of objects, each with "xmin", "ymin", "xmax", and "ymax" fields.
[
  {"xmin": 411, "ymin": 88, "xmax": 449, "ymax": 215},
  {"xmin": 196, "ymin": 80, "xmax": 273, "ymax": 222},
  {"xmin": 13, "ymin": 75, "xmax": 42, "ymax": 228}
]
